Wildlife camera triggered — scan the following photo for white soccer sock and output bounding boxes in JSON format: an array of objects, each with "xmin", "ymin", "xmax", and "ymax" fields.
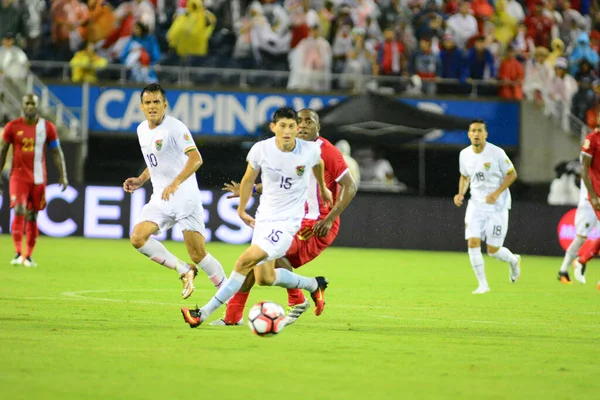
[
  {"xmin": 197, "ymin": 253, "xmax": 227, "ymax": 288},
  {"xmin": 489, "ymin": 247, "xmax": 518, "ymax": 265},
  {"xmin": 137, "ymin": 238, "xmax": 189, "ymax": 274},
  {"xmin": 272, "ymin": 269, "xmax": 318, "ymax": 292},
  {"xmin": 202, "ymin": 271, "xmax": 246, "ymax": 317},
  {"xmin": 468, "ymin": 247, "xmax": 488, "ymax": 288},
  {"xmin": 560, "ymin": 236, "xmax": 586, "ymax": 272}
]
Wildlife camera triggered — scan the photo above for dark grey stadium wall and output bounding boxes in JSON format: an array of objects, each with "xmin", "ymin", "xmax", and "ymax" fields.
[
  {"xmin": 0, "ymin": 188, "xmax": 571, "ymax": 256},
  {"xmin": 334, "ymin": 193, "xmax": 571, "ymax": 257}
]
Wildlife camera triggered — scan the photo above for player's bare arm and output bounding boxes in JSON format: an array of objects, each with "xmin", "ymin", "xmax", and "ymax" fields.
[
  {"xmin": 238, "ymin": 163, "xmax": 261, "ymax": 228},
  {"xmin": 51, "ymin": 145, "xmax": 69, "ymax": 191},
  {"xmin": 312, "ymin": 159, "xmax": 333, "ymax": 206},
  {"xmin": 161, "ymin": 149, "xmax": 202, "ymax": 201},
  {"xmin": 454, "ymin": 175, "xmax": 470, "ymax": 207},
  {"xmin": 486, "ymin": 169, "xmax": 517, "ymax": 204},
  {"xmin": 0, "ymin": 139, "xmax": 9, "ymax": 194},
  {"xmin": 581, "ymin": 155, "xmax": 600, "ymax": 210},
  {"xmin": 222, "ymin": 181, "xmax": 263, "ymax": 199},
  {"xmin": 123, "ymin": 168, "xmax": 150, "ymax": 193},
  {"xmin": 314, "ymin": 171, "xmax": 357, "ymax": 238}
]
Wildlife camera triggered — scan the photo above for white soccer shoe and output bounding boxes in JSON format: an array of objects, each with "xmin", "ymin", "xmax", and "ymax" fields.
[
  {"xmin": 472, "ymin": 286, "xmax": 490, "ymax": 294},
  {"xmin": 509, "ymin": 255, "xmax": 521, "ymax": 283},
  {"xmin": 10, "ymin": 254, "xmax": 23, "ymax": 266},
  {"xmin": 573, "ymin": 259, "xmax": 587, "ymax": 284},
  {"xmin": 283, "ymin": 298, "xmax": 311, "ymax": 326},
  {"xmin": 23, "ymin": 257, "xmax": 37, "ymax": 268},
  {"xmin": 209, "ymin": 318, "xmax": 244, "ymax": 326}
]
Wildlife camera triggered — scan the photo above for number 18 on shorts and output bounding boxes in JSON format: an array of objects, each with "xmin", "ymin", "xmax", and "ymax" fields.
[{"xmin": 464, "ymin": 203, "xmax": 509, "ymax": 247}]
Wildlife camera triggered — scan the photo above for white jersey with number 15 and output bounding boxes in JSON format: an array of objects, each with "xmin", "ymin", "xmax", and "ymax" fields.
[{"xmin": 247, "ymin": 137, "xmax": 322, "ymax": 223}]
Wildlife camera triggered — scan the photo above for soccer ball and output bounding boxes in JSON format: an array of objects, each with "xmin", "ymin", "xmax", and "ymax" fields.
[{"xmin": 247, "ymin": 301, "xmax": 286, "ymax": 337}]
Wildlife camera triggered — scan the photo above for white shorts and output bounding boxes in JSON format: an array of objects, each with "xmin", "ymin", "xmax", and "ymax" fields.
[
  {"xmin": 135, "ymin": 198, "xmax": 206, "ymax": 236},
  {"xmin": 252, "ymin": 219, "xmax": 302, "ymax": 262},
  {"xmin": 575, "ymin": 202, "xmax": 599, "ymax": 237},
  {"xmin": 464, "ymin": 203, "xmax": 509, "ymax": 247}
]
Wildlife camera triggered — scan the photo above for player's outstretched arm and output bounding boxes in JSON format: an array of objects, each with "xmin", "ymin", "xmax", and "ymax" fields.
[
  {"xmin": 453, "ymin": 175, "xmax": 470, "ymax": 207},
  {"xmin": 313, "ymin": 171, "xmax": 357, "ymax": 237},
  {"xmin": 222, "ymin": 181, "xmax": 263, "ymax": 198},
  {"xmin": 238, "ymin": 163, "xmax": 260, "ymax": 228},
  {"xmin": 161, "ymin": 149, "xmax": 202, "ymax": 201},
  {"xmin": 312, "ymin": 159, "xmax": 333, "ymax": 206},
  {"xmin": 0, "ymin": 140, "xmax": 9, "ymax": 194},
  {"xmin": 51, "ymin": 146, "xmax": 69, "ymax": 191},
  {"xmin": 486, "ymin": 169, "xmax": 517, "ymax": 205}
]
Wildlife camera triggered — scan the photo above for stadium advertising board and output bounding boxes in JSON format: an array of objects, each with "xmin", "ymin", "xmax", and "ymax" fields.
[
  {"xmin": 47, "ymin": 85, "xmax": 520, "ymax": 146},
  {"xmin": 0, "ymin": 186, "xmax": 569, "ymax": 256},
  {"xmin": 0, "ymin": 185, "xmax": 258, "ymax": 244}
]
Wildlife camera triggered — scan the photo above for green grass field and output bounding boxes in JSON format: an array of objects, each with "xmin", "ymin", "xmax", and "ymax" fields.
[{"xmin": 1, "ymin": 235, "xmax": 599, "ymax": 400}]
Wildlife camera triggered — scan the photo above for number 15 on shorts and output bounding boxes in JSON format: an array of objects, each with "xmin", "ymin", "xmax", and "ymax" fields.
[{"xmin": 267, "ymin": 229, "xmax": 283, "ymax": 243}]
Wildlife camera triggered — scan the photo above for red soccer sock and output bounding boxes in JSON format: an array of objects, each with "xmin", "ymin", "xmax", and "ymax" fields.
[
  {"xmin": 224, "ymin": 291, "xmax": 250, "ymax": 324},
  {"xmin": 24, "ymin": 220, "xmax": 39, "ymax": 258},
  {"xmin": 579, "ymin": 237, "xmax": 600, "ymax": 265},
  {"xmin": 11, "ymin": 215, "xmax": 25, "ymax": 254},
  {"xmin": 287, "ymin": 288, "xmax": 306, "ymax": 306}
]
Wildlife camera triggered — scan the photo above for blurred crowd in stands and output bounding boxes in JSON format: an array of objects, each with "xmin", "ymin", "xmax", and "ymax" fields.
[{"xmin": 1, "ymin": 0, "xmax": 600, "ymax": 128}]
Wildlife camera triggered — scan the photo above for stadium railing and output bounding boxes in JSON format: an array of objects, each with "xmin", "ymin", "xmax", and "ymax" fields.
[{"xmin": 28, "ymin": 60, "xmax": 506, "ymax": 97}]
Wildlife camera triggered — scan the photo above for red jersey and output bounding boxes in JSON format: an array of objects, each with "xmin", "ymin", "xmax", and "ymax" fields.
[
  {"xmin": 525, "ymin": 14, "xmax": 553, "ymax": 47},
  {"xmin": 2, "ymin": 117, "xmax": 59, "ymax": 184},
  {"xmin": 582, "ymin": 130, "xmax": 600, "ymax": 196},
  {"xmin": 304, "ymin": 137, "xmax": 349, "ymax": 221}
]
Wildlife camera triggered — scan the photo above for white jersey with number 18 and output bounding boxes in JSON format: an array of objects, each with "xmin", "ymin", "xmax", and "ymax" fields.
[
  {"xmin": 459, "ymin": 142, "xmax": 514, "ymax": 212},
  {"xmin": 137, "ymin": 115, "xmax": 200, "ymax": 202},
  {"xmin": 247, "ymin": 137, "xmax": 322, "ymax": 223}
]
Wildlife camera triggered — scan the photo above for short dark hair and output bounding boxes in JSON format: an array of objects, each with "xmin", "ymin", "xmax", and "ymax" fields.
[
  {"xmin": 140, "ymin": 83, "xmax": 166, "ymax": 102},
  {"xmin": 470, "ymin": 119, "xmax": 486, "ymax": 128},
  {"xmin": 298, "ymin": 108, "xmax": 319, "ymax": 124},
  {"xmin": 271, "ymin": 106, "xmax": 298, "ymax": 123}
]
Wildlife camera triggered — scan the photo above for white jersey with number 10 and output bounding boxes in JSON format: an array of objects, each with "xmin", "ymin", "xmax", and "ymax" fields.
[{"xmin": 137, "ymin": 115, "xmax": 200, "ymax": 201}]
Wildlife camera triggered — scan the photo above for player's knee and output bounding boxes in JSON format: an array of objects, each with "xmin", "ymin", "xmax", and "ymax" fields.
[
  {"xmin": 487, "ymin": 246, "xmax": 499, "ymax": 256},
  {"xmin": 255, "ymin": 274, "xmax": 274, "ymax": 286},
  {"xmin": 467, "ymin": 238, "xmax": 481, "ymax": 248},
  {"xmin": 130, "ymin": 232, "xmax": 148, "ymax": 249},
  {"xmin": 25, "ymin": 211, "xmax": 37, "ymax": 222},
  {"xmin": 14, "ymin": 204, "xmax": 26, "ymax": 215}
]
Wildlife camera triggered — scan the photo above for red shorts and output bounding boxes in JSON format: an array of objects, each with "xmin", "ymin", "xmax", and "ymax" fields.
[
  {"xmin": 9, "ymin": 177, "xmax": 46, "ymax": 211},
  {"xmin": 285, "ymin": 218, "xmax": 340, "ymax": 268}
]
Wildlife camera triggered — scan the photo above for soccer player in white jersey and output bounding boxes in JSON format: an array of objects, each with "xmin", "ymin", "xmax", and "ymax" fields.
[
  {"xmin": 122, "ymin": 83, "xmax": 226, "ymax": 299},
  {"xmin": 181, "ymin": 107, "xmax": 333, "ymax": 328},
  {"xmin": 558, "ymin": 172, "xmax": 599, "ymax": 284},
  {"xmin": 454, "ymin": 119, "xmax": 521, "ymax": 294}
]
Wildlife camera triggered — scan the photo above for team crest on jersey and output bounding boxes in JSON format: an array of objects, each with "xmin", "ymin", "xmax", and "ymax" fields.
[
  {"xmin": 16, "ymin": 130, "xmax": 23, "ymax": 136},
  {"xmin": 184, "ymin": 133, "xmax": 191, "ymax": 141},
  {"xmin": 155, "ymin": 139, "xmax": 163, "ymax": 151},
  {"xmin": 584, "ymin": 139, "xmax": 591, "ymax": 149},
  {"xmin": 483, "ymin": 162, "xmax": 491, "ymax": 171},
  {"xmin": 296, "ymin": 165, "xmax": 305, "ymax": 176}
]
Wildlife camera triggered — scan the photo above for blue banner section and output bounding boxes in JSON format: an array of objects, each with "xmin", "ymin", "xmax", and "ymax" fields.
[{"xmin": 47, "ymin": 85, "xmax": 519, "ymax": 146}]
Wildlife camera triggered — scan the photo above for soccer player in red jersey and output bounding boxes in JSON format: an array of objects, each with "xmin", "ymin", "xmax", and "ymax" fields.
[
  {"xmin": 0, "ymin": 94, "xmax": 68, "ymax": 267},
  {"xmin": 572, "ymin": 122, "xmax": 600, "ymax": 283},
  {"xmin": 212, "ymin": 108, "xmax": 358, "ymax": 326}
]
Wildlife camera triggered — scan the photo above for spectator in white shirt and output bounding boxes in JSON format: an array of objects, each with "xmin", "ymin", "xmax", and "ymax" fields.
[
  {"xmin": 0, "ymin": 32, "xmax": 29, "ymax": 96},
  {"xmin": 446, "ymin": 1, "xmax": 478, "ymax": 49},
  {"xmin": 505, "ymin": 0, "xmax": 525, "ymax": 23}
]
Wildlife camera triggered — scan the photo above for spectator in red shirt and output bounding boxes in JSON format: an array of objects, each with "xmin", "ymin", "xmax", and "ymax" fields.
[
  {"xmin": 373, "ymin": 27, "xmax": 406, "ymax": 77},
  {"xmin": 525, "ymin": 0, "xmax": 553, "ymax": 47},
  {"xmin": 498, "ymin": 45, "xmax": 524, "ymax": 99}
]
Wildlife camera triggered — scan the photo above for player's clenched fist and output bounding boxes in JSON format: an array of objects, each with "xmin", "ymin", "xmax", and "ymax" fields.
[
  {"xmin": 123, "ymin": 177, "xmax": 143, "ymax": 193},
  {"xmin": 453, "ymin": 194, "xmax": 464, "ymax": 207}
]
